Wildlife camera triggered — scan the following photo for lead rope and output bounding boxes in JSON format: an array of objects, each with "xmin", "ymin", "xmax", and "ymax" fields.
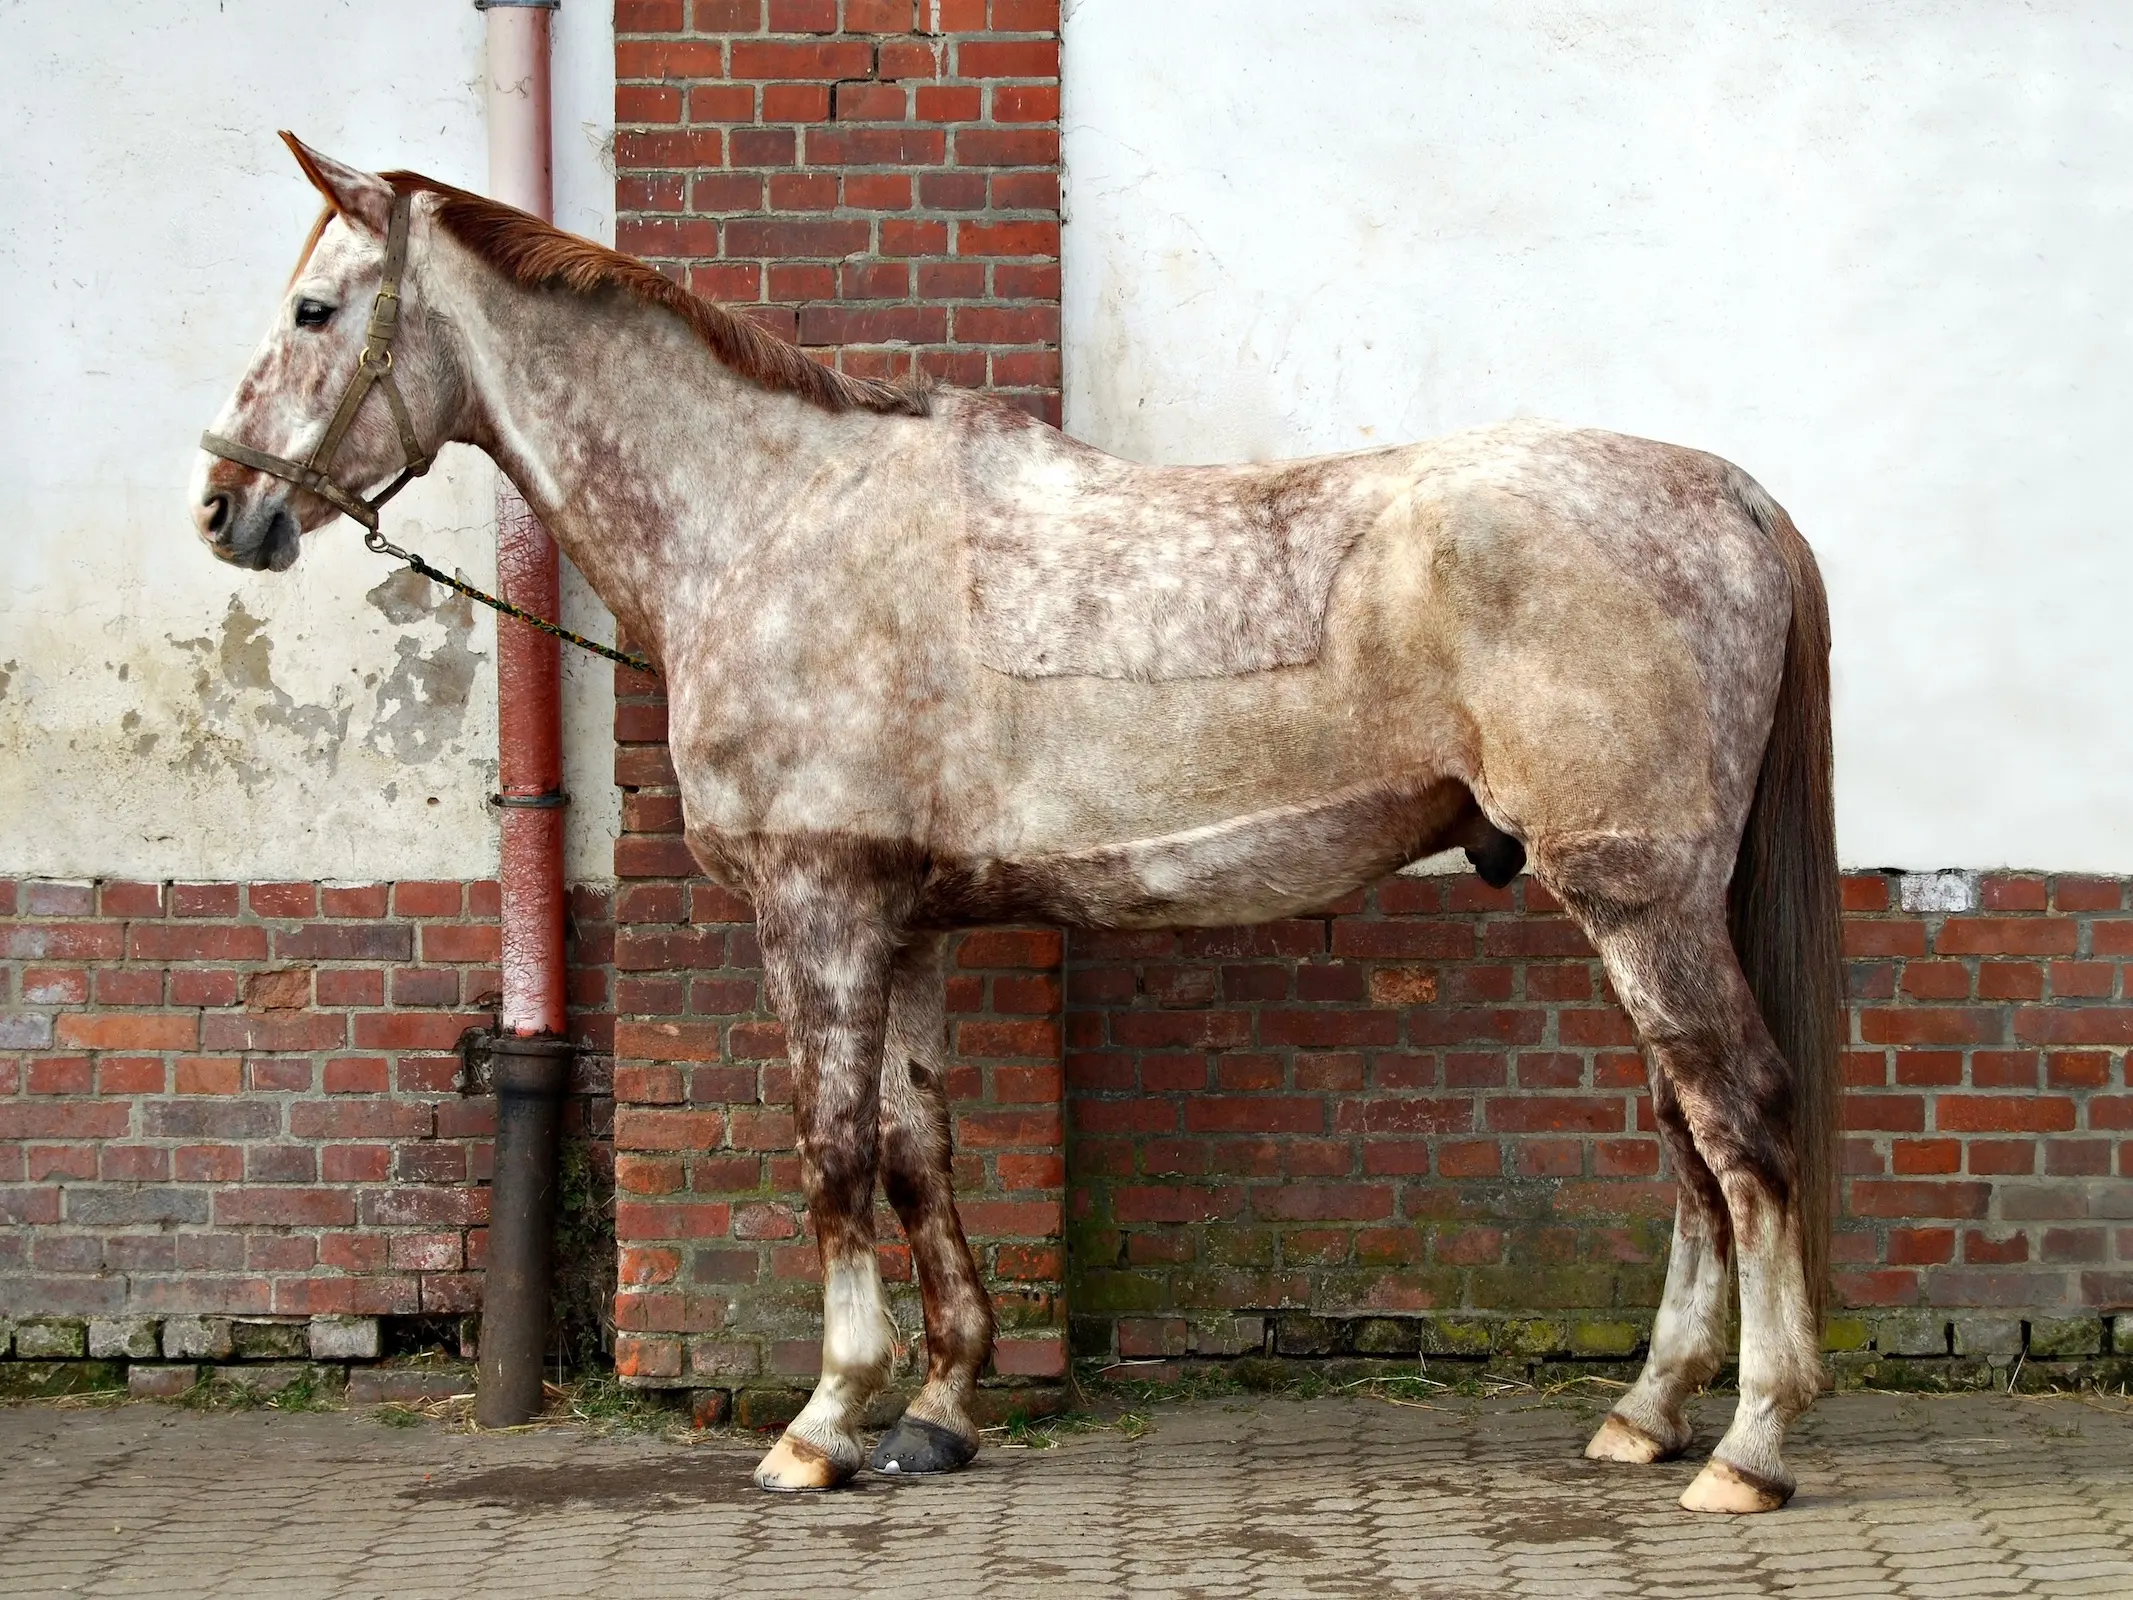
[{"xmin": 363, "ymin": 528, "xmax": 657, "ymax": 676}]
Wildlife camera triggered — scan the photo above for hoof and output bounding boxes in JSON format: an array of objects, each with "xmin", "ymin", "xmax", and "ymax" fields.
[
  {"xmin": 1583, "ymin": 1414, "xmax": 1682, "ymax": 1465},
  {"xmin": 754, "ymin": 1433, "xmax": 856, "ymax": 1494},
  {"xmin": 868, "ymin": 1413, "xmax": 978, "ymax": 1476},
  {"xmin": 1679, "ymin": 1457, "xmax": 1793, "ymax": 1514}
]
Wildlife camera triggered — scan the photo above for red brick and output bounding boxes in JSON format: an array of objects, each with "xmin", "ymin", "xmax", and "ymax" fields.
[
  {"xmin": 956, "ymin": 37, "xmax": 1057, "ymax": 76},
  {"xmin": 857, "ymin": 36, "xmax": 933, "ymax": 78},
  {"xmin": 989, "ymin": 168, "xmax": 1060, "ymax": 209},
  {"xmin": 201, "ymin": 1012, "xmax": 346, "ymax": 1052},
  {"xmin": 991, "ymin": 82, "xmax": 1059, "ymax": 122},
  {"xmin": 1935, "ymin": 1094, "xmax": 2076, "ymax": 1133},
  {"xmin": 2014, "ymin": 1006, "xmax": 2133, "ymax": 1046},
  {"xmin": 54, "ymin": 1012, "xmax": 197, "ymax": 1051},
  {"xmin": 1891, "ymin": 1138, "xmax": 1960, "ymax": 1175},
  {"xmin": 615, "ymin": 38, "xmax": 726, "ymax": 82},
  {"xmin": 213, "ymin": 1187, "xmax": 356, "ymax": 1227},
  {"xmin": 169, "ymin": 883, "xmax": 241, "ymax": 917},
  {"xmin": 4, "ymin": 923, "xmax": 124, "ymax": 960},
  {"xmin": 2055, "ymin": 876, "xmax": 2123, "ymax": 912},
  {"xmin": 1935, "ymin": 917, "xmax": 2077, "ymax": 956},
  {"xmin": 26, "ymin": 1056, "xmax": 93, "ymax": 1095},
  {"xmin": 1858, "ymin": 1008, "xmax": 2003, "ymax": 1046},
  {"xmin": 247, "ymin": 882, "xmax": 316, "ymax": 917},
  {"xmin": 1980, "ymin": 874, "xmax": 2048, "ymax": 911},
  {"xmin": 1849, "ymin": 1179, "xmax": 1991, "ymax": 1219},
  {"xmin": 1485, "ymin": 1096, "xmax": 1624, "ymax": 1134},
  {"xmin": 174, "ymin": 1056, "xmax": 242, "ymax": 1095},
  {"xmin": 88, "ymin": 880, "xmax": 155, "ymax": 916},
  {"xmin": 956, "ymin": 218, "xmax": 1059, "ymax": 256}
]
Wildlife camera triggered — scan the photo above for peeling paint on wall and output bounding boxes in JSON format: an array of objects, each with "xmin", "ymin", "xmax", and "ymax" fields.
[
  {"xmin": 168, "ymin": 599, "xmax": 355, "ymax": 788},
  {"xmin": 363, "ymin": 570, "xmax": 483, "ymax": 765}
]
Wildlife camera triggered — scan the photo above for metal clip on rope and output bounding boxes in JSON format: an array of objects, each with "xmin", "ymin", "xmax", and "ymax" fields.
[{"xmin": 364, "ymin": 529, "xmax": 656, "ymax": 677}]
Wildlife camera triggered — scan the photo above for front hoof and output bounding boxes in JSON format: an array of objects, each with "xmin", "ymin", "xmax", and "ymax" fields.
[
  {"xmin": 754, "ymin": 1433, "xmax": 857, "ymax": 1493},
  {"xmin": 1679, "ymin": 1457, "xmax": 1793, "ymax": 1514},
  {"xmin": 868, "ymin": 1413, "xmax": 978, "ymax": 1476},
  {"xmin": 1584, "ymin": 1413, "xmax": 1683, "ymax": 1465}
]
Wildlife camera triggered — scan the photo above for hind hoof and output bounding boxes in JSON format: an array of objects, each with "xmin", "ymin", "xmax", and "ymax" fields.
[
  {"xmin": 1584, "ymin": 1414, "xmax": 1682, "ymax": 1465},
  {"xmin": 754, "ymin": 1433, "xmax": 856, "ymax": 1493},
  {"xmin": 1679, "ymin": 1457, "xmax": 1793, "ymax": 1514},
  {"xmin": 868, "ymin": 1413, "xmax": 978, "ymax": 1475}
]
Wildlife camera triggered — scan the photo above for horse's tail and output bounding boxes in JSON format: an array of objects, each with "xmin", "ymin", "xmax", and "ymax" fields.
[{"xmin": 1723, "ymin": 465, "xmax": 1844, "ymax": 1326}]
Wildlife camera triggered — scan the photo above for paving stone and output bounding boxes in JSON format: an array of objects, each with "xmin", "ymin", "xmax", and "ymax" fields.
[{"xmin": 0, "ymin": 1391, "xmax": 2128, "ymax": 1596}]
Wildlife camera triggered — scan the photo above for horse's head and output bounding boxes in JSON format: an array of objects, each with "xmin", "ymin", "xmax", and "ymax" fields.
[{"xmin": 191, "ymin": 135, "xmax": 463, "ymax": 571}]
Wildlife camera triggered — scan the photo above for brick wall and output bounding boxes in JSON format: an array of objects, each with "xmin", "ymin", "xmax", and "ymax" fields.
[
  {"xmin": 0, "ymin": 877, "xmax": 613, "ymax": 1324},
  {"xmin": 615, "ymin": 0, "xmax": 1062, "ymax": 422},
  {"xmin": 1065, "ymin": 871, "xmax": 2133, "ymax": 1364}
]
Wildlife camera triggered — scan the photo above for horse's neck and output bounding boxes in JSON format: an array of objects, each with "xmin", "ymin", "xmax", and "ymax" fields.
[{"xmin": 447, "ymin": 273, "xmax": 860, "ymax": 666}]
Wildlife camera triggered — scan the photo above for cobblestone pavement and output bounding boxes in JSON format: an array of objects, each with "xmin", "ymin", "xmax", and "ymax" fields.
[{"xmin": 3, "ymin": 1390, "xmax": 2131, "ymax": 1598}]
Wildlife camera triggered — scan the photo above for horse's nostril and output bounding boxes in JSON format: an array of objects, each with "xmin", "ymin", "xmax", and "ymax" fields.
[{"xmin": 204, "ymin": 492, "xmax": 231, "ymax": 540}]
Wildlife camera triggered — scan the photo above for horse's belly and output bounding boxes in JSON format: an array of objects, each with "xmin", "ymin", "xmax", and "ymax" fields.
[{"xmin": 918, "ymin": 777, "xmax": 1472, "ymax": 928}]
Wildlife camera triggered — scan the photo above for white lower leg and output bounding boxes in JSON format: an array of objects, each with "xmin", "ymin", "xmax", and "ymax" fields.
[
  {"xmin": 1683, "ymin": 1199, "xmax": 1820, "ymax": 1512},
  {"xmin": 789, "ymin": 1252, "xmax": 898, "ymax": 1463},
  {"xmin": 1592, "ymin": 1199, "xmax": 1729, "ymax": 1461},
  {"xmin": 756, "ymin": 1252, "xmax": 898, "ymax": 1489}
]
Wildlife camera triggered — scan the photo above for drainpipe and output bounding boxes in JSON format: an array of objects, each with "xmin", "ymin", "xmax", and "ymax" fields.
[{"xmin": 473, "ymin": 0, "xmax": 571, "ymax": 1431}]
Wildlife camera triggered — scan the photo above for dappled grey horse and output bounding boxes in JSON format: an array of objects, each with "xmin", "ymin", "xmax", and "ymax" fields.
[{"xmin": 194, "ymin": 137, "xmax": 1842, "ymax": 1513}]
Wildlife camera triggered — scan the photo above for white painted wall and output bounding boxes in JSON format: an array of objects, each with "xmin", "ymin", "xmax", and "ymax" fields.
[
  {"xmin": 0, "ymin": 0, "xmax": 619, "ymax": 883},
  {"xmin": 1063, "ymin": 0, "xmax": 2133, "ymax": 872}
]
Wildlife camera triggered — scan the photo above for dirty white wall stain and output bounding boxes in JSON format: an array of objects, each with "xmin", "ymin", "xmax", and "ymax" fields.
[
  {"xmin": 1062, "ymin": 0, "xmax": 2133, "ymax": 872},
  {"xmin": 0, "ymin": 0, "xmax": 619, "ymax": 882}
]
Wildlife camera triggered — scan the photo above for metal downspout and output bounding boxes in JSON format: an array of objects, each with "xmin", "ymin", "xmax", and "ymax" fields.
[{"xmin": 473, "ymin": 0, "xmax": 571, "ymax": 1431}]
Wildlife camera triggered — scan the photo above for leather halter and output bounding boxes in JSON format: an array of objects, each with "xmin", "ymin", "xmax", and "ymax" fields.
[{"xmin": 201, "ymin": 192, "xmax": 432, "ymax": 531}]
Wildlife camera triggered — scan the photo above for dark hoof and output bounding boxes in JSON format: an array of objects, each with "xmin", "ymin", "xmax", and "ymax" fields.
[{"xmin": 868, "ymin": 1414, "xmax": 977, "ymax": 1475}]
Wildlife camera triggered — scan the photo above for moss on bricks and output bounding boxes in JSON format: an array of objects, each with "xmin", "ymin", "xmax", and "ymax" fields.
[{"xmin": 0, "ymin": 1361, "xmax": 123, "ymax": 1398}]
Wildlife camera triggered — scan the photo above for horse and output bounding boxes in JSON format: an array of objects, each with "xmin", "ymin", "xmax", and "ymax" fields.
[{"xmin": 193, "ymin": 135, "xmax": 1842, "ymax": 1514}]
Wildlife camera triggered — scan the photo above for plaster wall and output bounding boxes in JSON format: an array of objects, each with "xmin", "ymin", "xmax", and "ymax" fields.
[
  {"xmin": 0, "ymin": 0, "xmax": 620, "ymax": 883},
  {"xmin": 1061, "ymin": 0, "xmax": 2133, "ymax": 872}
]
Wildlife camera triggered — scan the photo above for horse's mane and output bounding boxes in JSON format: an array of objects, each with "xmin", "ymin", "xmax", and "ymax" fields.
[{"xmin": 378, "ymin": 170, "xmax": 932, "ymax": 419}]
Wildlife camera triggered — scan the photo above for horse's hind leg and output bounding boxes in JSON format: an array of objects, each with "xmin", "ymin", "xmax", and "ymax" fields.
[
  {"xmin": 749, "ymin": 862, "xmax": 907, "ymax": 1492},
  {"xmin": 1584, "ymin": 1072, "xmax": 1731, "ymax": 1464},
  {"xmin": 1552, "ymin": 869, "xmax": 1822, "ymax": 1512},
  {"xmin": 869, "ymin": 933, "xmax": 995, "ymax": 1474}
]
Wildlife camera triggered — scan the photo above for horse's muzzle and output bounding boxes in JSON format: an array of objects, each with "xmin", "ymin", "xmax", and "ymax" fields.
[{"xmin": 198, "ymin": 487, "xmax": 301, "ymax": 572}]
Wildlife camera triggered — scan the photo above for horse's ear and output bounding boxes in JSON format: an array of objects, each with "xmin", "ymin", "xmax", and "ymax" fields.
[{"xmin": 280, "ymin": 132, "xmax": 394, "ymax": 236}]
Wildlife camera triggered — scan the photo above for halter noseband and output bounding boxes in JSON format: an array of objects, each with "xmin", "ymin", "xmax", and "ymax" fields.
[{"xmin": 201, "ymin": 192, "xmax": 432, "ymax": 532}]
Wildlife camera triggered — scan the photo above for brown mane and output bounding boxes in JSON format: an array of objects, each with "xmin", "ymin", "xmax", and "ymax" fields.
[{"xmin": 380, "ymin": 170, "xmax": 930, "ymax": 419}]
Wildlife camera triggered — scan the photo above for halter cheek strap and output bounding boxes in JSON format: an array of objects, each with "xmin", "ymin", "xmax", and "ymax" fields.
[{"xmin": 201, "ymin": 192, "xmax": 433, "ymax": 532}]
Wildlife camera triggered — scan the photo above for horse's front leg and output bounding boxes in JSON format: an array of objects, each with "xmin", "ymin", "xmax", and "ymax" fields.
[
  {"xmin": 749, "ymin": 867, "xmax": 905, "ymax": 1492},
  {"xmin": 869, "ymin": 933, "xmax": 994, "ymax": 1474}
]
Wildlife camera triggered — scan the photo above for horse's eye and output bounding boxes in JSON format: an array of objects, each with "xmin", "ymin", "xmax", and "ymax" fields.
[{"xmin": 294, "ymin": 298, "xmax": 335, "ymax": 329}]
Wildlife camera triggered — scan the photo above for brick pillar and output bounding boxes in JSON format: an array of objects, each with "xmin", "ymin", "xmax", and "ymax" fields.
[
  {"xmin": 607, "ymin": 0, "xmax": 1066, "ymax": 1413},
  {"xmin": 614, "ymin": 0, "xmax": 1061, "ymax": 421}
]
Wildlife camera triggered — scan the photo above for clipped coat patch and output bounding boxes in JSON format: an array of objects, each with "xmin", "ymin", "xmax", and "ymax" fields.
[{"xmin": 964, "ymin": 442, "xmax": 1388, "ymax": 682}]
